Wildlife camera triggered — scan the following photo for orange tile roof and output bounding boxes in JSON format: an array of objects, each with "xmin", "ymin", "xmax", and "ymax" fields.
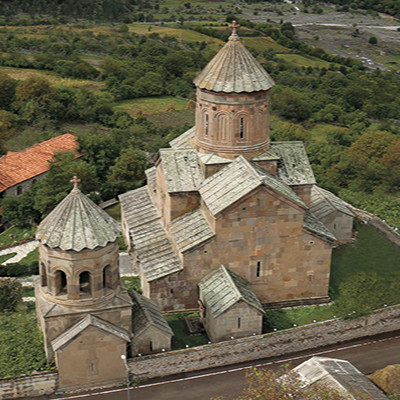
[{"xmin": 0, "ymin": 133, "xmax": 80, "ymax": 193}]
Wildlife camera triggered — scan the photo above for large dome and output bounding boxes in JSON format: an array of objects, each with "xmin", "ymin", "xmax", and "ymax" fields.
[{"xmin": 193, "ymin": 32, "xmax": 274, "ymax": 93}]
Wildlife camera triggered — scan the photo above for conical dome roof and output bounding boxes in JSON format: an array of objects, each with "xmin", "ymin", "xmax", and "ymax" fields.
[
  {"xmin": 194, "ymin": 32, "xmax": 274, "ymax": 93},
  {"xmin": 36, "ymin": 187, "xmax": 121, "ymax": 252}
]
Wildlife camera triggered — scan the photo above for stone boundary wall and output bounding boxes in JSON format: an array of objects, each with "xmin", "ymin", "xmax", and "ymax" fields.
[
  {"xmin": 0, "ymin": 238, "xmax": 34, "ymax": 252},
  {"xmin": 0, "ymin": 373, "xmax": 57, "ymax": 400},
  {"xmin": 127, "ymin": 304, "xmax": 400, "ymax": 381}
]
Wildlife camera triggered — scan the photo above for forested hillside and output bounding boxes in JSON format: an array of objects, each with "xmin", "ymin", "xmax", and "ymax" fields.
[{"xmin": 0, "ymin": 6, "xmax": 399, "ymax": 229}]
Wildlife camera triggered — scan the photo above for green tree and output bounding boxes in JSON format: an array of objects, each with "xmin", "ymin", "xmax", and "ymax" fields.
[
  {"xmin": 33, "ymin": 152, "xmax": 98, "ymax": 217},
  {"xmin": 271, "ymin": 89, "xmax": 312, "ymax": 122},
  {"xmin": 369, "ymin": 36, "xmax": 378, "ymax": 45},
  {"xmin": 109, "ymin": 148, "xmax": 148, "ymax": 191},
  {"xmin": 0, "ymin": 72, "xmax": 17, "ymax": 110},
  {"xmin": 0, "ymin": 278, "xmax": 22, "ymax": 312}
]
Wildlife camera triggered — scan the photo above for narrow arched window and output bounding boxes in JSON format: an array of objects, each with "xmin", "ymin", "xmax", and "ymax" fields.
[
  {"xmin": 205, "ymin": 114, "xmax": 209, "ymax": 136},
  {"xmin": 55, "ymin": 270, "xmax": 67, "ymax": 295},
  {"xmin": 40, "ymin": 263, "xmax": 47, "ymax": 287},
  {"xmin": 256, "ymin": 261, "xmax": 261, "ymax": 278},
  {"xmin": 79, "ymin": 271, "xmax": 91, "ymax": 295},
  {"xmin": 240, "ymin": 117, "xmax": 244, "ymax": 139},
  {"xmin": 102, "ymin": 265, "xmax": 112, "ymax": 289}
]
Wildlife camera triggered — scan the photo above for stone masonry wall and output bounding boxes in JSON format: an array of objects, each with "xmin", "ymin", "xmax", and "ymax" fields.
[
  {"xmin": 0, "ymin": 373, "xmax": 57, "ymax": 400},
  {"xmin": 127, "ymin": 304, "xmax": 400, "ymax": 381}
]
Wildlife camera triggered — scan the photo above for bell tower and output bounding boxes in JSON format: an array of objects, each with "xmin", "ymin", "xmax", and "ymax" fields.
[
  {"xmin": 35, "ymin": 177, "xmax": 132, "ymax": 390},
  {"xmin": 193, "ymin": 21, "xmax": 275, "ymax": 159}
]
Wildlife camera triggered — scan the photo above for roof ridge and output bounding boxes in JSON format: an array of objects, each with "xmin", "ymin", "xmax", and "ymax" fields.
[{"xmin": 220, "ymin": 265, "xmax": 242, "ymax": 302}]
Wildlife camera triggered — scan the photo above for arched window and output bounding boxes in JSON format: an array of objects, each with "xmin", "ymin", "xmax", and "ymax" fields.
[
  {"xmin": 217, "ymin": 113, "xmax": 228, "ymax": 141},
  {"xmin": 79, "ymin": 271, "xmax": 91, "ymax": 295},
  {"xmin": 40, "ymin": 263, "xmax": 47, "ymax": 287},
  {"xmin": 55, "ymin": 270, "xmax": 67, "ymax": 295},
  {"xmin": 239, "ymin": 117, "xmax": 245, "ymax": 139},
  {"xmin": 205, "ymin": 114, "xmax": 209, "ymax": 136},
  {"xmin": 102, "ymin": 265, "xmax": 112, "ymax": 289}
]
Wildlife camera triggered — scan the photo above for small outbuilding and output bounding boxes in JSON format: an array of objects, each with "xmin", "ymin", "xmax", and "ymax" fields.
[
  {"xmin": 51, "ymin": 314, "xmax": 130, "ymax": 391},
  {"xmin": 310, "ymin": 185, "xmax": 354, "ymax": 242},
  {"xmin": 198, "ymin": 265, "xmax": 264, "ymax": 342},
  {"xmin": 130, "ymin": 290, "xmax": 173, "ymax": 355}
]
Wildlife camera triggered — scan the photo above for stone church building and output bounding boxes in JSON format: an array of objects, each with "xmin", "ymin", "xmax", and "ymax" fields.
[{"xmin": 119, "ymin": 24, "xmax": 353, "ymax": 318}]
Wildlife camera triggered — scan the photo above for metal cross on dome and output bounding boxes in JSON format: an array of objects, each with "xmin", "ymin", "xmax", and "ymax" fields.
[
  {"xmin": 70, "ymin": 175, "xmax": 81, "ymax": 189},
  {"xmin": 229, "ymin": 20, "xmax": 240, "ymax": 35}
]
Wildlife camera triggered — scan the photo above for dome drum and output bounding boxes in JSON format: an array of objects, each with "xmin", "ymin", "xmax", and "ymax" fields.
[
  {"xmin": 195, "ymin": 88, "xmax": 271, "ymax": 159},
  {"xmin": 38, "ymin": 240, "xmax": 121, "ymax": 307}
]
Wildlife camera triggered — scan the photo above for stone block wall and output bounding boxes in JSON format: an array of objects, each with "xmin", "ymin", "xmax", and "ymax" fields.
[
  {"xmin": 0, "ymin": 373, "xmax": 57, "ymax": 400},
  {"xmin": 127, "ymin": 304, "xmax": 400, "ymax": 382}
]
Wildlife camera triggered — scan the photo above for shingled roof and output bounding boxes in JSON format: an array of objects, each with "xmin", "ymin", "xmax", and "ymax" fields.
[
  {"xmin": 0, "ymin": 133, "xmax": 79, "ymax": 193},
  {"xmin": 36, "ymin": 187, "xmax": 121, "ymax": 252},
  {"xmin": 200, "ymin": 156, "xmax": 305, "ymax": 216},
  {"xmin": 310, "ymin": 186, "xmax": 354, "ymax": 219},
  {"xmin": 193, "ymin": 32, "xmax": 274, "ymax": 93},
  {"xmin": 271, "ymin": 142, "xmax": 316, "ymax": 185},
  {"xmin": 303, "ymin": 210, "xmax": 336, "ymax": 242},
  {"xmin": 199, "ymin": 265, "xmax": 264, "ymax": 318},
  {"xmin": 51, "ymin": 315, "xmax": 130, "ymax": 352},
  {"xmin": 169, "ymin": 208, "xmax": 215, "ymax": 253},
  {"xmin": 130, "ymin": 290, "xmax": 173, "ymax": 337},
  {"xmin": 158, "ymin": 148, "xmax": 204, "ymax": 193}
]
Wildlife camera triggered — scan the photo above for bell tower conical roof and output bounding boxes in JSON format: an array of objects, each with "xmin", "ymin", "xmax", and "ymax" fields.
[
  {"xmin": 36, "ymin": 184, "xmax": 121, "ymax": 252},
  {"xmin": 193, "ymin": 24, "xmax": 274, "ymax": 93}
]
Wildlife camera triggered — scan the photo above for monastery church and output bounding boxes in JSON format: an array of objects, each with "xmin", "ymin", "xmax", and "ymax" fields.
[{"xmin": 33, "ymin": 22, "xmax": 354, "ymax": 391}]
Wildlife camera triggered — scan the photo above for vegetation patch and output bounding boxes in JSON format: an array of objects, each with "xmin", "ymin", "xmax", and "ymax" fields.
[
  {"xmin": 0, "ymin": 253, "xmax": 16, "ymax": 264},
  {"xmin": 0, "ymin": 307, "xmax": 50, "ymax": 379},
  {"xmin": 146, "ymin": 109, "xmax": 195, "ymax": 128},
  {"xmin": 0, "ymin": 226, "xmax": 35, "ymax": 247},
  {"xmin": 104, "ymin": 203, "xmax": 121, "ymax": 222},
  {"xmin": 165, "ymin": 312, "xmax": 209, "ymax": 349},
  {"xmin": 122, "ymin": 276, "xmax": 141, "ymax": 294}
]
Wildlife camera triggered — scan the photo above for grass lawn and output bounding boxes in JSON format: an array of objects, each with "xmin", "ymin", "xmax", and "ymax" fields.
[
  {"xmin": 165, "ymin": 313, "xmax": 209, "ymax": 350},
  {"xmin": 0, "ymin": 226, "xmax": 36, "ymax": 247},
  {"xmin": 243, "ymin": 37, "xmax": 289, "ymax": 53},
  {"xmin": 276, "ymin": 53, "xmax": 333, "ymax": 69},
  {"xmin": 0, "ymin": 307, "xmax": 50, "ymax": 379},
  {"xmin": 104, "ymin": 204, "xmax": 121, "ymax": 222},
  {"xmin": 330, "ymin": 222, "xmax": 400, "ymax": 300},
  {"xmin": 0, "ymin": 253, "xmax": 16, "ymax": 264},
  {"xmin": 146, "ymin": 109, "xmax": 195, "ymax": 128},
  {"xmin": 114, "ymin": 96, "xmax": 189, "ymax": 116}
]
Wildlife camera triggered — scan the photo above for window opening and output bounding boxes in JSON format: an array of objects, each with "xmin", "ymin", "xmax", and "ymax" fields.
[
  {"xmin": 205, "ymin": 114, "xmax": 209, "ymax": 136},
  {"xmin": 40, "ymin": 263, "xmax": 47, "ymax": 287},
  {"xmin": 256, "ymin": 261, "xmax": 261, "ymax": 278},
  {"xmin": 238, "ymin": 317, "xmax": 241, "ymax": 329},
  {"xmin": 79, "ymin": 271, "xmax": 91, "ymax": 295},
  {"xmin": 240, "ymin": 117, "xmax": 244, "ymax": 139},
  {"xmin": 102, "ymin": 265, "xmax": 112, "ymax": 289}
]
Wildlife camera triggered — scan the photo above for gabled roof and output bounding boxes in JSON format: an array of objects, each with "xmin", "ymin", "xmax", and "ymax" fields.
[
  {"xmin": 158, "ymin": 148, "xmax": 204, "ymax": 193},
  {"xmin": 200, "ymin": 156, "xmax": 305, "ymax": 216},
  {"xmin": 199, "ymin": 265, "xmax": 264, "ymax": 318},
  {"xmin": 120, "ymin": 186, "xmax": 183, "ymax": 282},
  {"xmin": 36, "ymin": 187, "xmax": 121, "ymax": 252},
  {"xmin": 310, "ymin": 186, "xmax": 355, "ymax": 219},
  {"xmin": 198, "ymin": 153, "xmax": 232, "ymax": 166},
  {"xmin": 169, "ymin": 126, "xmax": 196, "ymax": 149},
  {"xmin": 0, "ymin": 133, "xmax": 79, "ymax": 193},
  {"xmin": 303, "ymin": 210, "xmax": 336, "ymax": 242},
  {"xmin": 169, "ymin": 208, "xmax": 215, "ymax": 253},
  {"xmin": 271, "ymin": 142, "xmax": 316, "ymax": 185},
  {"xmin": 293, "ymin": 357, "xmax": 389, "ymax": 400},
  {"xmin": 51, "ymin": 315, "xmax": 130, "ymax": 352},
  {"xmin": 193, "ymin": 33, "xmax": 274, "ymax": 93},
  {"xmin": 130, "ymin": 290, "xmax": 173, "ymax": 337},
  {"xmin": 130, "ymin": 220, "xmax": 183, "ymax": 282}
]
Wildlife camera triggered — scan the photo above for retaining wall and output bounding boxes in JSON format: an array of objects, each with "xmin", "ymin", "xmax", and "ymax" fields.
[
  {"xmin": 127, "ymin": 304, "xmax": 400, "ymax": 380},
  {"xmin": 0, "ymin": 373, "xmax": 57, "ymax": 400}
]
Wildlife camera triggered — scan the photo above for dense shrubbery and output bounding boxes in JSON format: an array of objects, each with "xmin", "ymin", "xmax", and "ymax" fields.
[
  {"xmin": 0, "ymin": 278, "xmax": 22, "ymax": 312},
  {"xmin": 0, "ymin": 261, "xmax": 39, "ymax": 277}
]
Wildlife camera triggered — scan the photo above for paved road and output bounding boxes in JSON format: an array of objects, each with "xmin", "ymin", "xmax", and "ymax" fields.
[{"xmin": 32, "ymin": 332, "xmax": 400, "ymax": 400}]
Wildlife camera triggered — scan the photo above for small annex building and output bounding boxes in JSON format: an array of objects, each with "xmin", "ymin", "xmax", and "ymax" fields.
[
  {"xmin": 130, "ymin": 290, "xmax": 173, "ymax": 355},
  {"xmin": 310, "ymin": 186, "xmax": 355, "ymax": 242},
  {"xmin": 198, "ymin": 265, "xmax": 264, "ymax": 342},
  {"xmin": 293, "ymin": 357, "xmax": 389, "ymax": 399},
  {"xmin": 0, "ymin": 133, "xmax": 79, "ymax": 197}
]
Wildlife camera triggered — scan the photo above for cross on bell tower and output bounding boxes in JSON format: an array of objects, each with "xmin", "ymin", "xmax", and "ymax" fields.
[
  {"xmin": 70, "ymin": 175, "xmax": 81, "ymax": 190},
  {"xmin": 229, "ymin": 20, "xmax": 240, "ymax": 36}
]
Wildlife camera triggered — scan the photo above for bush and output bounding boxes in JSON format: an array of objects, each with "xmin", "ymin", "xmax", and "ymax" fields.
[
  {"xmin": 0, "ymin": 278, "xmax": 22, "ymax": 312},
  {"xmin": 369, "ymin": 36, "xmax": 378, "ymax": 45},
  {"xmin": 0, "ymin": 260, "xmax": 39, "ymax": 277}
]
